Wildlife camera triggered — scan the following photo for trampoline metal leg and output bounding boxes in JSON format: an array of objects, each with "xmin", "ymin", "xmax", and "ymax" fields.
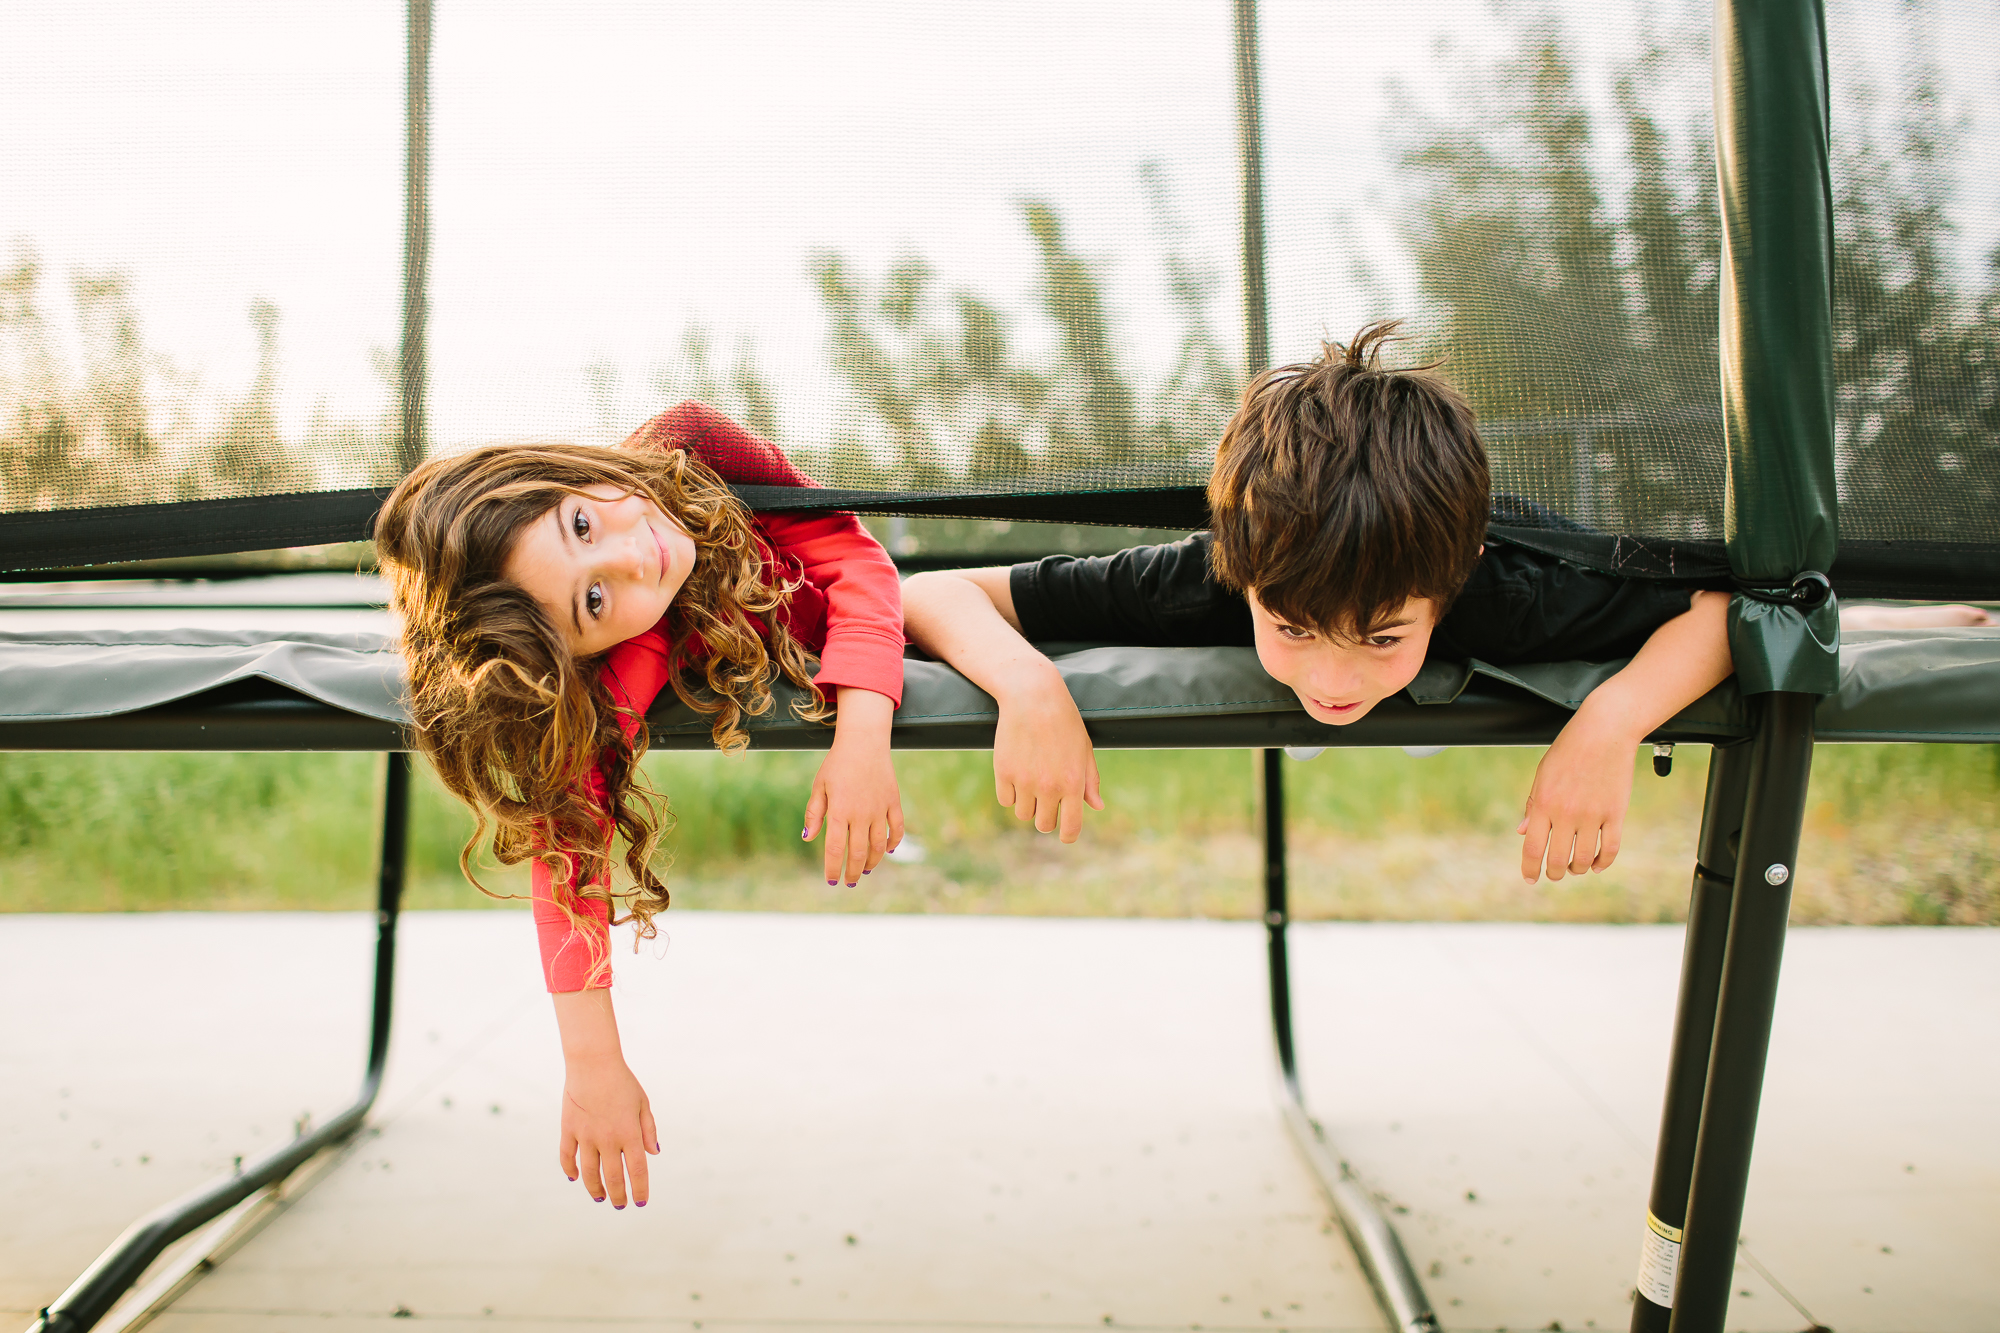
[
  {"xmin": 28, "ymin": 753, "xmax": 411, "ymax": 1333},
  {"xmin": 1630, "ymin": 742, "xmax": 1753, "ymax": 1332},
  {"xmin": 1258, "ymin": 748, "xmax": 1298, "ymax": 1091},
  {"xmin": 1667, "ymin": 694, "xmax": 1815, "ymax": 1333},
  {"xmin": 1260, "ymin": 750, "xmax": 1439, "ymax": 1333}
]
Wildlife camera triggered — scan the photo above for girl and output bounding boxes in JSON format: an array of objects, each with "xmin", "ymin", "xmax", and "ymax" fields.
[{"xmin": 374, "ymin": 403, "xmax": 906, "ymax": 1212}]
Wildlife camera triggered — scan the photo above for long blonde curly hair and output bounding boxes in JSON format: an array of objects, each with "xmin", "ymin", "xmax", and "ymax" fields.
[{"xmin": 373, "ymin": 438, "xmax": 826, "ymax": 943}]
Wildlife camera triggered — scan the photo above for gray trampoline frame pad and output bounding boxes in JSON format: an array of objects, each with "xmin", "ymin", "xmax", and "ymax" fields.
[{"xmin": 0, "ymin": 623, "xmax": 1995, "ymax": 752}]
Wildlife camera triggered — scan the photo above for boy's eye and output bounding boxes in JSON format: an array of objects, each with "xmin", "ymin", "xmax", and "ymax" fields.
[
  {"xmin": 1276, "ymin": 624, "xmax": 1314, "ymax": 641},
  {"xmin": 1367, "ymin": 634, "xmax": 1403, "ymax": 648},
  {"xmin": 572, "ymin": 508, "xmax": 591, "ymax": 541},
  {"xmin": 585, "ymin": 583, "xmax": 604, "ymax": 619}
]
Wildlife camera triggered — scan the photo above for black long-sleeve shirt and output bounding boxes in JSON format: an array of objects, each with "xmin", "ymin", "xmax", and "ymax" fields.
[{"xmin": 1009, "ymin": 532, "xmax": 1696, "ymax": 664}]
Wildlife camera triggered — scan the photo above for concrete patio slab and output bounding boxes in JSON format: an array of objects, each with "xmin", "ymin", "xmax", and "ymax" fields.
[{"xmin": 4, "ymin": 913, "xmax": 1995, "ymax": 1332}]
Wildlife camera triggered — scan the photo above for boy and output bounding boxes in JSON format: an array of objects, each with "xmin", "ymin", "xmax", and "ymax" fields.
[{"xmin": 900, "ymin": 322, "xmax": 1734, "ymax": 884}]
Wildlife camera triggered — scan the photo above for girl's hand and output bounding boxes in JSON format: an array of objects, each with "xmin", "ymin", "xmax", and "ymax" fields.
[
  {"xmin": 1517, "ymin": 699, "xmax": 1638, "ymax": 883},
  {"xmin": 804, "ymin": 688, "xmax": 904, "ymax": 886},
  {"xmin": 551, "ymin": 989, "xmax": 658, "ymax": 1208},
  {"xmin": 993, "ymin": 664, "xmax": 1103, "ymax": 842}
]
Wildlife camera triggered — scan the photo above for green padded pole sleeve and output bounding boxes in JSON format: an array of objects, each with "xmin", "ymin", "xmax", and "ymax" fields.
[{"xmin": 1715, "ymin": 0, "xmax": 1841, "ymax": 695}]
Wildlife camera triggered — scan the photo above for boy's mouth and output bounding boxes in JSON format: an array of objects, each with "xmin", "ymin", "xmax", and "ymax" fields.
[{"xmin": 1309, "ymin": 696, "xmax": 1365, "ymax": 718}]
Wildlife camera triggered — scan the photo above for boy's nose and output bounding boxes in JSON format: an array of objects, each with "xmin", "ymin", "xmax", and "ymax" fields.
[{"xmin": 1307, "ymin": 657, "xmax": 1364, "ymax": 700}]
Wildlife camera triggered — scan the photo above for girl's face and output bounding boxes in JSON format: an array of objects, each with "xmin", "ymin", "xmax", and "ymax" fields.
[
  {"xmin": 503, "ymin": 484, "xmax": 697, "ymax": 657},
  {"xmin": 1245, "ymin": 586, "xmax": 1436, "ymax": 725}
]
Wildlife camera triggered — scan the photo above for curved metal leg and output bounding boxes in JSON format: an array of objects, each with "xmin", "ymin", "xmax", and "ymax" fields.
[
  {"xmin": 1260, "ymin": 749, "xmax": 1440, "ymax": 1333},
  {"xmin": 28, "ymin": 752, "xmax": 410, "ymax": 1333}
]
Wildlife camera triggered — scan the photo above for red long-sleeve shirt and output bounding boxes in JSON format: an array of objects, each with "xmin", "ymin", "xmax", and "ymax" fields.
[{"xmin": 531, "ymin": 404, "xmax": 904, "ymax": 991}]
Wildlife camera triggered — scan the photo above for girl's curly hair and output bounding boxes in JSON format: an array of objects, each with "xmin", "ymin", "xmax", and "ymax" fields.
[{"xmin": 373, "ymin": 438, "xmax": 825, "ymax": 950}]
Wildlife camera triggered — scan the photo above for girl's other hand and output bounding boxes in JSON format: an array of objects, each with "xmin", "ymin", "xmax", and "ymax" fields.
[
  {"xmin": 804, "ymin": 687, "xmax": 904, "ymax": 886},
  {"xmin": 558, "ymin": 1049, "xmax": 659, "ymax": 1208},
  {"xmin": 550, "ymin": 988, "xmax": 658, "ymax": 1209}
]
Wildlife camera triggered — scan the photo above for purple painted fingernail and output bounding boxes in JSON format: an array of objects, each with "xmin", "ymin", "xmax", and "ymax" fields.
[
  {"xmin": 636, "ymin": 1200, "xmax": 647, "ymax": 1207},
  {"xmin": 614, "ymin": 1204, "xmax": 625, "ymax": 1210},
  {"xmin": 827, "ymin": 879, "xmax": 837, "ymax": 886},
  {"xmin": 863, "ymin": 869, "xmax": 872, "ymax": 876}
]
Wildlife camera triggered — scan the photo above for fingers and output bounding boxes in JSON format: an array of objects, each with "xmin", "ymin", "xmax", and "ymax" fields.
[
  {"xmin": 604, "ymin": 1145, "xmax": 630, "ymax": 1208},
  {"xmin": 822, "ymin": 816, "xmax": 851, "ymax": 886},
  {"xmin": 886, "ymin": 800, "xmax": 906, "ymax": 854},
  {"xmin": 802, "ymin": 784, "xmax": 827, "ymax": 845},
  {"xmin": 863, "ymin": 815, "xmax": 890, "ymax": 875},
  {"xmin": 1566, "ymin": 826, "xmax": 1597, "ymax": 877},
  {"xmin": 559, "ymin": 1129, "xmax": 579, "ymax": 1183},
  {"xmin": 641, "ymin": 1101, "xmax": 660, "ymax": 1157},
  {"xmin": 578, "ymin": 1144, "xmax": 606, "ymax": 1204},
  {"xmin": 624, "ymin": 1139, "xmax": 650, "ymax": 1208},
  {"xmin": 1007, "ymin": 773, "xmax": 1091, "ymax": 836},
  {"xmin": 1520, "ymin": 818, "xmax": 1550, "ymax": 884},
  {"xmin": 1593, "ymin": 820, "xmax": 1623, "ymax": 873},
  {"xmin": 1084, "ymin": 756, "xmax": 1104, "ymax": 812},
  {"xmin": 1058, "ymin": 789, "xmax": 1084, "ymax": 843}
]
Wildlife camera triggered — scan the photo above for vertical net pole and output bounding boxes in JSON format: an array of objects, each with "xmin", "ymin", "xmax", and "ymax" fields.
[
  {"xmin": 1668, "ymin": 6, "xmax": 1837, "ymax": 1323},
  {"xmin": 1233, "ymin": 0, "xmax": 1291, "ymax": 1081},
  {"xmin": 1716, "ymin": 0, "xmax": 1839, "ymax": 692},
  {"xmin": 1232, "ymin": 0, "xmax": 1270, "ymax": 379},
  {"xmin": 397, "ymin": 0, "xmax": 433, "ymax": 474}
]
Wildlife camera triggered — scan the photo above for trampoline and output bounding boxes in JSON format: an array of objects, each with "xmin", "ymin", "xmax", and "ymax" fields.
[{"xmin": 5, "ymin": 1, "xmax": 1999, "ymax": 1331}]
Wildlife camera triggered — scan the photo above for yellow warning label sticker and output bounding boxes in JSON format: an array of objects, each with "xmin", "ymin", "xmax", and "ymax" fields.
[{"xmin": 1636, "ymin": 1212, "xmax": 1683, "ymax": 1306}]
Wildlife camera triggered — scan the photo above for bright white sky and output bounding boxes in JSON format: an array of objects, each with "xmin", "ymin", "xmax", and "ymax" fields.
[{"xmin": 3, "ymin": 0, "xmax": 1997, "ymax": 457}]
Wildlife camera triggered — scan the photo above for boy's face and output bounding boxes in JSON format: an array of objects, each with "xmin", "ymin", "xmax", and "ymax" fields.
[{"xmin": 1245, "ymin": 587, "xmax": 1437, "ymax": 726}]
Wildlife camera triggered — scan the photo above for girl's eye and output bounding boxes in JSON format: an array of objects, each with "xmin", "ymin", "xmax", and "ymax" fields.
[
  {"xmin": 585, "ymin": 583, "xmax": 604, "ymax": 619},
  {"xmin": 572, "ymin": 508, "xmax": 591, "ymax": 541}
]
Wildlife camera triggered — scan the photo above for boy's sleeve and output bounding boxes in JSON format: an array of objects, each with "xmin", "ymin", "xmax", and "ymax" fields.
[
  {"xmin": 1009, "ymin": 533, "xmax": 1254, "ymax": 646},
  {"xmin": 1434, "ymin": 543, "xmax": 1702, "ymax": 664}
]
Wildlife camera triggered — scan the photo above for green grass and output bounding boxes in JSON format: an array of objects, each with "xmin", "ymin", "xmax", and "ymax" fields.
[{"xmin": 1, "ymin": 743, "xmax": 1995, "ymax": 924}]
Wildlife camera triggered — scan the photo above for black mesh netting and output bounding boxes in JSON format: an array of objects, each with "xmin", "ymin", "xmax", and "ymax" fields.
[{"xmin": 2, "ymin": 1, "xmax": 1994, "ymax": 594}]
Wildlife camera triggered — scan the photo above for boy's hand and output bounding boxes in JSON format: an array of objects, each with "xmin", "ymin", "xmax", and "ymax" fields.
[
  {"xmin": 1517, "ymin": 699, "xmax": 1638, "ymax": 883},
  {"xmin": 1518, "ymin": 589, "xmax": 1735, "ymax": 884},
  {"xmin": 551, "ymin": 989, "xmax": 658, "ymax": 1209},
  {"xmin": 994, "ymin": 664, "xmax": 1103, "ymax": 842},
  {"xmin": 804, "ymin": 688, "xmax": 904, "ymax": 886}
]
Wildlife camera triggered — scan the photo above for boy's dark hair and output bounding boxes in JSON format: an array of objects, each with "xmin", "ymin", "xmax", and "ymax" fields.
[{"xmin": 1207, "ymin": 320, "xmax": 1490, "ymax": 637}]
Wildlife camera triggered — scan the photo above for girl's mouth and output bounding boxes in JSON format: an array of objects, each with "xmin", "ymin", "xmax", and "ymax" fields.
[{"xmin": 650, "ymin": 524, "xmax": 670, "ymax": 585}]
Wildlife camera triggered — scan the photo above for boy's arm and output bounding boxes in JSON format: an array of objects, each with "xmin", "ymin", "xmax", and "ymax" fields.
[
  {"xmin": 902, "ymin": 568, "xmax": 1103, "ymax": 840},
  {"xmin": 1520, "ymin": 589, "xmax": 1733, "ymax": 883}
]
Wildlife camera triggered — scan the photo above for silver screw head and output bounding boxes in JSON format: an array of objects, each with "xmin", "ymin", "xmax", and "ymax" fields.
[{"xmin": 1764, "ymin": 863, "xmax": 1790, "ymax": 886}]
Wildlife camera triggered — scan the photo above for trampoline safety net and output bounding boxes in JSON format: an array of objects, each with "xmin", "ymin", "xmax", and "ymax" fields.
[{"xmin": 1, "ymin": 1, "xmax": 1995, "ymax": 596}]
